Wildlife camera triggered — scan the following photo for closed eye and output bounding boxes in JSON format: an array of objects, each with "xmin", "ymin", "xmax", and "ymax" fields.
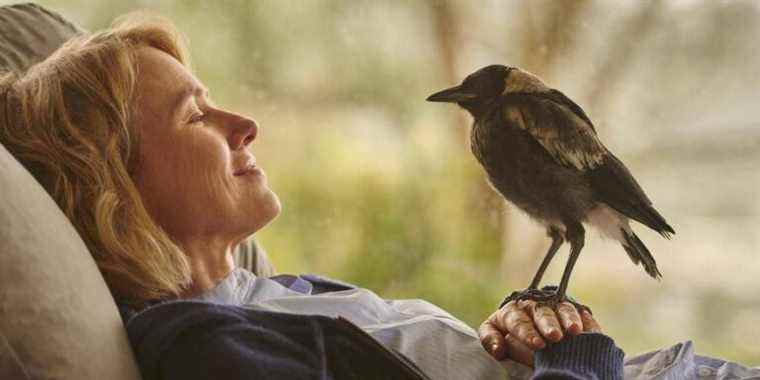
[{"xmin": 188, "ymin": 112, "xmax": 206, "ymax": 125}]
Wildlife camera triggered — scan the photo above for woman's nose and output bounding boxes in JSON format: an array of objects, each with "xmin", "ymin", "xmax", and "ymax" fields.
[
  {"xmin": 224, "ymin": 113, "xmax": 259, "ymax": 150},
  {"xmin": 234, "ymin": 117, "xmax": 258, "ymax": 150}
]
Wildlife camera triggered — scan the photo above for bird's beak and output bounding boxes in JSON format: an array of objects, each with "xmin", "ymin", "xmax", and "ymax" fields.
[{"xmin": 426, "ymin": 85, "xmax": 477, "ymax": 103}]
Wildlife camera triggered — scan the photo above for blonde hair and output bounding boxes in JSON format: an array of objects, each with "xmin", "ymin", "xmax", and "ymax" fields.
[{"xmin": 0, "ymin": 13, "xmax": 192, "ymax": 307}]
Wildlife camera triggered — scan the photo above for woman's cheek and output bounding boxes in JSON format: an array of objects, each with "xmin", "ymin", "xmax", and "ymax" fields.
[{"xmin": 207, "ymin": 169, "xmax": 234, "ymax": 207}]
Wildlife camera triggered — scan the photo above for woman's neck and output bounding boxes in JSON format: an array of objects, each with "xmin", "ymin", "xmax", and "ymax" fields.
[{"xmin": 178, "ymin": 237, "xmax": 237, "ymax": 297}]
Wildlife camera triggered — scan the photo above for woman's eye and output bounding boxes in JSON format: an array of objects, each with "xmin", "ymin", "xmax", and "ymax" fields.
[{"xmin": 189, "ymin": 113, "xmax": 205, "ymax": 125}]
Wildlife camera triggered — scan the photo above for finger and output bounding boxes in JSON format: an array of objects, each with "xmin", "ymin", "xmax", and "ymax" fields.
[
  {"xmin": 503, "ymin": 333, "xmax": 535, "ymax": 368},
  {"xmin": 530, "ymin": 303, "xmax": 563, "ymax": 342},
  {"xmin": 556, "ymin": 302, "xmax": 583, "ymax": 335},
  {"xmin": 579, "ymin": 308, "xmax": 602, "ymax": 333},
  {"xmin": 478, "ymin": 318, "xmax": 508, "ymax": 359},
  {"xmin": 503, "ymin": 301, "xmax": 545, "ymax": 349}
]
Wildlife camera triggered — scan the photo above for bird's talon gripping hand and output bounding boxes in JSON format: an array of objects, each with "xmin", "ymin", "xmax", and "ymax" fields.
[
  {"xmin": 500, "ymin": 286, "xmax": 592, "ymax": 315},
  {"xmin": 545, "ymin": 297, "xmax": 593, "ymax": 316}
]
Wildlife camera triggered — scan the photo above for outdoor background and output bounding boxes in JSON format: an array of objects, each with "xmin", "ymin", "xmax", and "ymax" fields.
[{"xmin": 22, "ymin": 0, "xmax": 760, "ymax": 364}]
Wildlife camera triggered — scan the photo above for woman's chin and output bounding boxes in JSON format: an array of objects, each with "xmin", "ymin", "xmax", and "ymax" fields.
[
  {"xmin": 261, "ymin": 191, "xmax": 282, "ymax": 223},
  {"xmin": 246, "ymin": 190, "xmax": 281, "ymax": 232}
]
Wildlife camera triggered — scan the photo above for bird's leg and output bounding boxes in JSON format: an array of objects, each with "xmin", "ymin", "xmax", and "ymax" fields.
[
  {"xmin": 499, "ymin": 224, "xmax": 591, "ymax": 313},
  {"xmin": 528, "ymin": 227, "xmax": 564, "ymax": 290},
  {"xmin": 498, "ymin": 231, "xmax": 559, "ymax": 307},
  {"xmin": 548, "ymin": 222, "xmax": 591, "ymax": 313}
]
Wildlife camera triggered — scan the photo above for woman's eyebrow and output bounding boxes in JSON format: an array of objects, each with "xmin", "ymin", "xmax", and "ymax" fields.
[{"xmin": 171, "ymin": 85, "xmax": 210, "ymax": 117}]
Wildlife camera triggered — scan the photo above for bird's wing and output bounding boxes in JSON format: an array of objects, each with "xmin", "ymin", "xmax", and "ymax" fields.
[
  {"xmin": 501, "ymin": 91, "xmax": 675, "ymax": 235},
  {"xmin": 541, "ymin": 89, "xmax": 597, "ymax": 133},
  {"xmin": 502, "ymin": 91, "xmax": 606, "ymax": 171}
]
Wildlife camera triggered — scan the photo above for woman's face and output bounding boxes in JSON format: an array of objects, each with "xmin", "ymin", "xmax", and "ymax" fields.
[{"xmin": 131, "ymin": 47, "xmax": 280, "ymax": 245}]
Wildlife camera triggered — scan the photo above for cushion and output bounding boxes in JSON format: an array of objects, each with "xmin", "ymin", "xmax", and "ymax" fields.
[
  {"xmin": 0, "ymin": 141, "xmax": 143, "ymax": 379},
  {"xmin": 0, "ymin": 332, "xmax": 29, "ymax": 380},
  {"xmin": 0, "ymin": 3, "xmax": 142, "ymax": 379},
  {"xmin": 0, "ymin": 3, "xmax": 83, "ymax": 72}
]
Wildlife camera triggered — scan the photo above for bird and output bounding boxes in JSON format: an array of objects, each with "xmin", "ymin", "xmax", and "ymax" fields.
[{"xmin": 426, "ymin": 65, "xmax": 674, "ymax": 309}]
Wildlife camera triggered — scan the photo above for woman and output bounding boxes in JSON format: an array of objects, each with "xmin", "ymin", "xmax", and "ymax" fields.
[{"xmin": 0, "ymin": 13, "xmax": 623, "ymax": 380}]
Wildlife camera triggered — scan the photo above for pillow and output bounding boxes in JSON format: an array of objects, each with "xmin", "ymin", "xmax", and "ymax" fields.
[
  {"xmin": 0, "ymin": 3, "xmax": 83, "ymax": 72},
  {"xmin": 0, "ymin": 3, "xmax": 142, "ymax": 379},
  {"xmin": 0, "ymin": 137, "xmax": 143, "ymax": 379},
  {"xmin": 0, "ymin": 332, "xmax": 29, "ymax": 380}
]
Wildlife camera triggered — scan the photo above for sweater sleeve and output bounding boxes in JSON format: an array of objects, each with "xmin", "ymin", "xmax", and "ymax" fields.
[{"xmin": 532, "ymin": 333, "xmax": 625, "ymax": 380}]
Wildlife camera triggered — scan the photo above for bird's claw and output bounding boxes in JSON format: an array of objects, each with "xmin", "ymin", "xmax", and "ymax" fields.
[{"xmin": 500, "ymin": 286, "xmax": 592, "ymax": 315}]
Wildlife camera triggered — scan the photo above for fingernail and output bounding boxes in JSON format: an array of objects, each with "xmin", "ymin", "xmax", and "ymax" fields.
[
  {"xmin": 532, "ymin": 336, "xmax": 544, "ymax": 348},
  {"xmin": 490, "ymin": 343, "xmax": 499, "ymax": 354}
]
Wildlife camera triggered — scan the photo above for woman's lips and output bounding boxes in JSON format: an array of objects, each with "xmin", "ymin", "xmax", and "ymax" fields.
[{"xmin": 233, "ymin": 164, "xmax": 263, "ymax": 177}]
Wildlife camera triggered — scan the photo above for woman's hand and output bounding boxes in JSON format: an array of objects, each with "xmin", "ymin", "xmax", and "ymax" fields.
[{"xmin": 478, "ymin": 299, "xmax": 601, "ymax": 367}]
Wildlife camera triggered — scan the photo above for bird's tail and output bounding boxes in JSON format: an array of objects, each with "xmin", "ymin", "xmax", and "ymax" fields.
[
  {"xmin": 621, "ymin": 228, "xmax": 662, "ymax": 280},
  {"xmin": 639, "ymin": 203, "xmax": 675, "ymax": 239}
]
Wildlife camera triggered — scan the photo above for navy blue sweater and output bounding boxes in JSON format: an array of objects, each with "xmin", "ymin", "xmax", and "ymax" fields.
[{"xmin": 534, "ymin": 333, "xmax": 624, "ymax": 380}]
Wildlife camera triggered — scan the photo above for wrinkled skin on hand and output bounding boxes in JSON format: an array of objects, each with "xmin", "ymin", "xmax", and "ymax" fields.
[{"xmin": 478, "ymin": 299, "xmax": 602, "ymax": 367}]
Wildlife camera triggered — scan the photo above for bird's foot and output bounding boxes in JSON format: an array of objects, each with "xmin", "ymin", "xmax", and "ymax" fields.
[
  {"xmin": 501, "ymin": 288, "xmax": 556, "ymax": 306},
  {"xmin": 500, "ymin": 286, "xmax": 592, "ymax": 315}
]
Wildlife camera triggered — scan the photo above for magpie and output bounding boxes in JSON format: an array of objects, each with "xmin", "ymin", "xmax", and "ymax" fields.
[{"xmin": 427, "ymin": 65, "xmax": 675, "ymax": 308}]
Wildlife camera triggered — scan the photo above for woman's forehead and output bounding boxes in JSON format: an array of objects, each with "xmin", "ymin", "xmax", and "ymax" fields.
[{"xmin": 135, "ymin": 47, "xmax": 203, "ymax": 111}]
